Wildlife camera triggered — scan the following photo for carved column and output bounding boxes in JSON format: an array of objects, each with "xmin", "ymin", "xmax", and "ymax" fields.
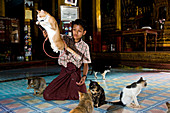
[
  {"xmin": 116, "ymin": 0, "xmax": 121, "ymax": 52},
  {"xmin": 52, "ymin": 0, "xmax": 55, "ymax": 17},
  {"xmin": 33, "ymin": 0, "xmax": 39, "ymax": 38},
  {"xmin": 78, "ymin": 0, "xmax": 82, "ymax": 18},
  {"xmin": 0, "ymin": 0, "xmax": 5, "ymax": 16},
  {"xmin": 116, "ymin": 0, "xmax": 121, "ymax": 30},
  {"xmin": 92, "ymin": 0, "xmax": 101, "ymax": 52},
  {"xmin": 96, "ymin": 0, "xmax": 101, "ymax": 32}
]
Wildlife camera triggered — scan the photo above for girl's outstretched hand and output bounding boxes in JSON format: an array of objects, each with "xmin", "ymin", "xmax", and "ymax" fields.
[{"xmin": 76, "ymin": 76, "xmax": 86, "ymax": 86}]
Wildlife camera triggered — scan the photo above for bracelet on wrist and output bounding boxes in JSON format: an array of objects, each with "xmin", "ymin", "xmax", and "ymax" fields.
[{"xmin": 82, "ymin": 75, "xmax": 87, "ymax": 78}]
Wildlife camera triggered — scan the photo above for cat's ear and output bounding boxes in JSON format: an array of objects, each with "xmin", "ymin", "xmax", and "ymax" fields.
[
  {"xmin": 41, "ymin": 9, "xmax": 45, "ymax": 13},
  {"xmin": 137, "ymin": 77, "xmax": 143, "ymax": 83},
  {"xmin": 78, "ymin": 91, "xmax": 83, "ymax": 97},
  {"xmin": 166, "ymin": 102, "xmax": 170, "ymax": 108},
  {"xmin": 36, "ymin": 10, "xmax": 40, "ymax": 13},
  {"xmin": 87, "ymin": 89, "xmax": 91, "ymax": 93},
  {"xmin": 140, "ymin": 77, "xmax": 143, "ymax": 80},
  {"xmin": 87, "ymin": 89, "xmax": 92, "ymax": 95}
]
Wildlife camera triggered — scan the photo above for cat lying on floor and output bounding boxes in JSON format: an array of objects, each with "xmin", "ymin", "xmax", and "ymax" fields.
[
  {"xmin": 89, "ymin": 77, "xmax": 147, "ymax": 108},
  {"xmin": 90, "ymin": 63, "xmax": 111, "ymax": 80},
  {"xmin": 36, "ymin": 9, "xmax": 81, "ymax": 60},
  {"xmin": 69, "ymin": 90, "xmax": 93, "ymax": 113},
  {"xmin": 27, "ymin": 77, "xmax": 46, "ymax": 95}
]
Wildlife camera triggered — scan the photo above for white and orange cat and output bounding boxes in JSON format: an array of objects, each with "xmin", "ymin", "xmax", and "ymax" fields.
[{"xmin": 36, "ymin": 9, "xmax": 81, "ymax": 60}]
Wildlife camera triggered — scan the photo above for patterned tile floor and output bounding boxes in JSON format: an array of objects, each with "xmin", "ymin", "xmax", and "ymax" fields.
[
  {"xmin": 0, "ymin": 65, "xmax": 61, "ymax": 82},
  {"xmin": 0, "ymin": 67, "xmax": 169, "ymax": 113}
]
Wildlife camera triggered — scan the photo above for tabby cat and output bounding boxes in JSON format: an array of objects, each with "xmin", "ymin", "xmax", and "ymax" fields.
[
  {"xmin": 27, "ymin": 77, "xmax": 47, "ymax": 95},
  {"xmin": 166, "ymin": 102, "xmax": 170, "ymax": 113},
  {"xmin": 89, "ymin": 77, "xmax": 147, "ymax": 108},
  {"xmin": 69, "ymin": 90, "xmax": 93, "ymax": 113},
  {"xmin": 36, "ymin": 9, "xmax": 81, "ymax": 60}
]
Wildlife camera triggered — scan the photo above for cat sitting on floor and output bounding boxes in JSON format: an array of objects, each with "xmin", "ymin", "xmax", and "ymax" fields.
[
  {"xmin": 69, "ymin": 90, "xmax": 93, "ymax": 113},
  {"xmin": 36, "ymin": 9, "xmax": 81, "ymax": 60},
  {"xmin": 90, "ymin": 63, "xmax": 111, "ymax": 80},
  {"xmin": 110, "ymin": 77, "xmax": 147, "ymax": 108},
  {"xmin": 89, "ymin": 77, "xmax": 147, "ymax": 108},
  {"xmin": 89, "ymin": 80, "xmax": 119, "ymax": 108},
  {"xmin": 89, "ymin": 80, "xmax": 106, "ymax": 108},
  {"xmin": 27, "ymin": 77, "xmax": 47, "ymax": 95}
]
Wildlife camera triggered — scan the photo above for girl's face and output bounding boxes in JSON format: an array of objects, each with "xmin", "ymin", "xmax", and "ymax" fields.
[{"xmin": 72, "ymin": 24, "xmax": 86, "ymax": 42}]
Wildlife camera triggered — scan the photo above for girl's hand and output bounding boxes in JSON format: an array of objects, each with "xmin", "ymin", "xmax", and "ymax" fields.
[
  {"xmin": 43, "ymin": 30, "xmax": 48, "ymax": 38},
  {"xmin": 63, "ymin": 40, "xmax": 68, "ymax": 49},
  {"xmin": 76, "ymin": 75, "xmax": 86, "ymax": 86}
]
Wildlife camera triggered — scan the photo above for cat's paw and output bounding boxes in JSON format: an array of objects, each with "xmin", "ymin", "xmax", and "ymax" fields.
[
  {"xmin": 53, "ymin": 49, "xmax": 59, "ymax": 53},
  {"xmin": 51, "ymin": 45, "xmax": 59, "ymax": 53},
  {"xmin": 127, "ymin": 103, "xmax": 135, "ymax": 108},
  {"xmin": 135, "ymin": 105, "xmax": 141, "ymax": 108},
  {"xmin": 131, "ymin": 104, "xmax": 141, "ymax": 108},
  {"xmin": 130, "ymin": 103, "xmax": 135, "ymax": 106},
  {"xmin": 36, "ymin": 21, "xmax": 40, "ymax": 25},
  {"xmin": 33, "ymin": 93, "xmax": 36, "ymax": 95},
  {"xmin": 38, "ymin": 93, "xmax": 42, "ymax": 95},
  {"xmin": 94, "ymin": 104, "xmax": 98, "ymax": 108}
]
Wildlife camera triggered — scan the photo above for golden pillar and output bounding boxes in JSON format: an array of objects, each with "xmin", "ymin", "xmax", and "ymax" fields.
[
  {"xmin": 116, "ymin": 0, "xmax": 121, "ymax": 30},
  {"xmin": 52, "ymin": 0, "xmax": 55, "ymax": 16},
  {"xmin": 92, "ymin": 0, "xmax": 101, "ymax": 52},
  {"xmin": 34, "ymin": 1, "xmax": 39, "ymax": 38},
  {"xmin": 0, "ymin": 0, "xmax": 5, "ymax": 16},
  {"xmin": 78, "ymin": 0, "xmax": 82, "ymax": 19},
  {"xmin": 58, "ymin": 0, "xmax": 61, "ymax": 18},
  {"xmin": 58, "ymin": 0, "xmax": 62, "ymax": 31},
  {"xmin": 92, "ymin": 0, "xmax": 96, "ymax": 32},
  {"xmin": 96, "ymin": 0, "xmax": 101, "ymax": 32}
]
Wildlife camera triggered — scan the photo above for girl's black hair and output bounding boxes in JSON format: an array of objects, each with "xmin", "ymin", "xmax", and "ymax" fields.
[{"xmin": 72, "ymin": 19, "xmax": 87, "ymax": 31}]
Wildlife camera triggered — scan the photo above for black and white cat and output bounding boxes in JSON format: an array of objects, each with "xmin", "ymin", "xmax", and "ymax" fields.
[
  {"xmin": 110, "ymin": 77, "xmax": 147, "ymax": 108},
  {"xmin": 89, "ymin": 77, "xmax": 147, "ymax": 108},
  {"xmin": 90, "ymin": 63, "xmax": 111, "ymax": 80}
]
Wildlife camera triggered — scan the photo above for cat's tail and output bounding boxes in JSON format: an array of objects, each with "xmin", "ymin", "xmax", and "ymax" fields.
[{"xmin": 104, "ymin": 101, "xmax": 125, "ymax": 106}]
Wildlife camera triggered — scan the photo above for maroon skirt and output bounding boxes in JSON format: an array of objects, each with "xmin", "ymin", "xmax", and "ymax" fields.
[{"xmin": 43, "ymin": 63, "xmax": 87, "ymax": 100}]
